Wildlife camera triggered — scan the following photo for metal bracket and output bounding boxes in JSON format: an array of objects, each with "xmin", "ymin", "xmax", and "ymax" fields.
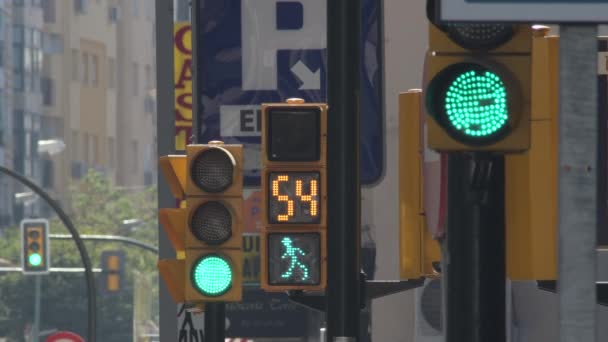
[
  {"xmin": 537, "ymin": 280, "xmax": 608, "ymax": 307},
  {"xmin": 287, "ymin": 277, "xmax": 426, "ymax": 312}
]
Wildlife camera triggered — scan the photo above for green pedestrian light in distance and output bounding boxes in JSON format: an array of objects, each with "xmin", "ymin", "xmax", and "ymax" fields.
[
  {"xmin": 445, "ymin": 68, "xmax": 508, "ymax": 138},
  {"xmin": 191, "ymin": 254, "xmax": 232, "ymax": 296},
  {"xmin": 29, "ymin": 253, "xmax": 42, "ymax": 267}
]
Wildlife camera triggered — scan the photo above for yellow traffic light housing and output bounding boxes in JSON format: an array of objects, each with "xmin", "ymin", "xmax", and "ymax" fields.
[
  {"xmin": 100, "ymin": 250, "xmax": 125, "ymax": 294},
  {"xmin": 425, "ymin": 22, "xmax": 533, "ymax": 152},
  {"xmin": 505, "ymin": 27, "xmax": 558, "ymax": 280},
  {"xmin": 260, "ymin": 99, "xmax": 328, "ymax": 292},
  {"xmin": 399, "ymin": 90, "xmax": 441, "ymax": 279},
  {"xmin": 158, "ymin": 142, "xmax": 244, "ymax": 304},
  {"xmin": 21, "ymin": 219, "xmax": 50, "ymax": 275}
]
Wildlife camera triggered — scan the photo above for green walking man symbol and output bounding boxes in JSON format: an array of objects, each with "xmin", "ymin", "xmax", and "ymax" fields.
[{"xmin": 281, "ymin": 237, "xmax": 309, "ymax": 280}]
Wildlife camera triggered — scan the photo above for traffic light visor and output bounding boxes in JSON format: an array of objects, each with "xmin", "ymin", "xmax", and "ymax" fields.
[
  {"xmin": 191, "ymin": 254, "xmax": 233, "ymax": 297},
  {"xmin": 189, "ymin": 201, "xmax": 232, "ymax": 245},
  {"xmin": 190, "ymin": 148, "xmax": 234, "ymax": 193},
  {"xmin": 444, "ymin": 23, "xmax": 514, "ymax": 51},
  {"xmin": 426, "ymin": 62, "xmax": 520, "ymax": 146},
  {"xmin": 267, "ymin": 107, "xmax": 321, "ymax": 162}
]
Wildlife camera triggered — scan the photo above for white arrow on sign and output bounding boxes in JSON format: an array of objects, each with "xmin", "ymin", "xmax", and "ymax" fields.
[{"xmin": 291, "ymin": 61, "xmax": 321, "ymax": 90}]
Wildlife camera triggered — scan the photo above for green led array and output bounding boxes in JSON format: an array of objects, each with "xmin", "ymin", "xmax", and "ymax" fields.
[
  {"xmin": 280, "ymin": 237, "xmax": 309, "ymax": 280},
  {"xmin": 192, "ymin": 255, "xmax": 232, "ymax": 296},
  {"xmin": 29, "ymin": 253, "xmax": 42, "ymax": 267},
  {"xmin": 444, "ymin": 69, "xmax": 509, "ymax": 138}
]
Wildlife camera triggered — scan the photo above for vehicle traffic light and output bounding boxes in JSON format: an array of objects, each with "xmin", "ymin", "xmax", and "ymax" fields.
[
  {"xmin": 100, "ymin": 250, "xmax": 125, "ymax": 294},
  {"xmin": 261, "ymin": 98, "xmax": 327, "ymax": 292},
  {"xmin": 20, "ymin": 219, "xmax": 50, "ymax": 274},
  {"xmin": 505, "ymin": 26, "xmax": 557, "ymax": 280},
  {"xmin": 158, "ymin": 142, "xmax": 243, "ymax": 303},
  {"xmin": 424, "ymin": 3, "xmax": 533, "ymax": 152},
  {"xmin": 399, "ymin": 90, "xmax": 441, "ymax": 279}
]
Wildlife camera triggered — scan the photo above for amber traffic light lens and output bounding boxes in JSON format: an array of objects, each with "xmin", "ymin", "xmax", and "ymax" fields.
[
  {"xmin": 190, "ymin": 201, "xmax": 232, "ymax": 245},
  {"xmin": 190, "ymin": 148, "xmax": 234, "ymax": 193}
]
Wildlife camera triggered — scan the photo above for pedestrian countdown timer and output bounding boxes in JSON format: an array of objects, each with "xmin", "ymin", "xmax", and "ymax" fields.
[{"xmin": 261, "ymin": 98, "xmax": 327, "ymax": 292}]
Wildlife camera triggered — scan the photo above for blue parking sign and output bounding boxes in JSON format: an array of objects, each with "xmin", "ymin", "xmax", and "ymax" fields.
[{"xmin": 195, "ymin": 0, "xmax": 384, "ymax": 186}]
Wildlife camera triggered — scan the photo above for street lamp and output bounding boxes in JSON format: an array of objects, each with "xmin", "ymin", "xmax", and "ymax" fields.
[{"xmin": 37, "ymin": 139, "xmax": 66, "ymax": 156}]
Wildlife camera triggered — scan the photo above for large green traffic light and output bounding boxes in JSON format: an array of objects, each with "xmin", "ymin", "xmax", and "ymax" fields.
[
  {"xmin": 191, "ymin": 254, "xmax": 233, "ymax": 296},
  {"xmin": 427, "ymin": 62, "xmax": 519, "ymax": 145}
]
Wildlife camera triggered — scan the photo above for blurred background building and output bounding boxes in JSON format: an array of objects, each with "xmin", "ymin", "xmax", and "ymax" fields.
[{"xmin": 0, "ymin": 0, "xmax": 157, "ymax": 229}]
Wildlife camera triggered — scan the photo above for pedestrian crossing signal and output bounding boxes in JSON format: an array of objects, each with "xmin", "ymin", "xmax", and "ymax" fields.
[{"xmin": 260, "ymin": 98, "xmax": 327, "ymax": 292}]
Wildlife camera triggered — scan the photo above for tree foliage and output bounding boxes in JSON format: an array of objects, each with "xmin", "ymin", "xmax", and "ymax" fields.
[{"xmin": 0, "ymin": 170, "xmax": 159, "ymax": 341}]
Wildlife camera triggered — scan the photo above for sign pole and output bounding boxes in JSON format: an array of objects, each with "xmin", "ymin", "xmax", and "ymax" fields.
[
  {"xmin": 155, "ymin": 0, "xmax": 178, "ymax": 340},
  {"xmin": 327, "ymin": 0, "xmax": 361, "ymax": 340},
  {"xmin": 191, "ymin": 1, "xmax": 226, "ymax": 341},
  {"xmin": 558, "ymin": 25, "xmax": 598, "ymax": 342},
  {"xmin": 445, "ymin": 154, "xmax": 506, "ymax": 342},
  {"xmin": 32, "ymin": 275, "xmax": 41, "ymax": 342}
]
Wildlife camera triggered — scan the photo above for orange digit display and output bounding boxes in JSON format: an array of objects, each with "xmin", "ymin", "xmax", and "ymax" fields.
[{"xmin": 268, "ymin": 172, "xmax": 320, "ymax": 224}]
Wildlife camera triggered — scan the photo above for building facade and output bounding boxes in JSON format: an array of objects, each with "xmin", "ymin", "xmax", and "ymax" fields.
[{"xmin": 0, "ymin": 0, "xmax": 157, "ymax": 228}]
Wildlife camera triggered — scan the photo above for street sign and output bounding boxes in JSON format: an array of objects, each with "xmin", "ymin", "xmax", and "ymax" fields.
[
  {"xmin": 195, "ymin": 0, "xmax": 384, "ymax": 186},
  {"xmin": 225, "ymin": 289, "xmax": 308, "ymax": 338},
  {"xmin": 439, "ymin": 0, "xmax": 608, "ymax": 22},
  {"xmin": 45, "ymin": 331, "xmax": 85, "ymax": 342}
]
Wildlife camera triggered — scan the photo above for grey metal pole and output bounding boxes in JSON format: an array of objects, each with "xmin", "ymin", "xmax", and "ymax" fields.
[
  {"xmin": 558, "ymin": 25, "xmax": 598, "ymax": 342},
  {"xmin": 32, "ymin": 275, "xmax": 41, "ymax": 342},
  {"xmin": 175, "ymin": 0, "xmax": 190, "ymax": 22},
  {"xmin": 326, "ymin": 0, "xmax": 361, "ymax": 340},
  {"xmin": 155, "ymin": 0, "xmax": 177, "ymax": 341}
]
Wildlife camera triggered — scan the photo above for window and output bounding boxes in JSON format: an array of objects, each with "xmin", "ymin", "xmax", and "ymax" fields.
[
  {"xmin": 71, "ymin": 130, "xmax": 79, "ymax": 160},
  {"xmin": 71, "ymin": 49, "xmax": 79, "ymax": 81},
  {"xmin": 13, "ymin": 26, "xmax": 25, "ymax": 91},
  {"xmin": 108, "ymin": 137, "xmax": 115, "ymax": 168},
  {"xmin": 132, "ymin": 0, "xmax": 138, "ymax": 17},
  {"xmin": 81, "ymin": 52, "xmax": 88, "ymax": 84},
  {"xmin": 131, "ymin": 140, "xmax": 138, "ymax": 172},
  {"xmin": 44, "ymin": 32, "xmax": 64, "ymax": 54},
  {"xmin": 108, "ymin": 6, "xmax": 121, "ymax": 23},
  {"xmin": 132, "ymin": 62, "xmax": 138, "ymax": 95},
  {"xmin": 91, "ymin": 55, "xmax": 98, "ymax": 86},
  {"xmin": 82, "ymin": 133, "xmax": 89, "ymax": 163},
  {"xmin": 145, "ymin": 64, "xmax": 152, "ymax": 90},
  {"xmin": 43, "ymin": 0, "xmax": 56, "ymax": 23},
  {"xmin": 13, "ymin": 0, "xmax": 24, "ymax": 6},
  {"xmin": 92, "ymin": 135, "xmax": 98, "ymax": 164},
  {"xmin": 0, "ymin": 93, "xmax": 4, "ymax": 146},
  {"xmin": 74, "ymin": 0, "xmax": 88, "ymax": 14},
  {"xmin": 42, "ymin": 77, "xmax": 53, "ymax": 105},
  {"xmin": 108, "ymin": 57, "xmax": 115, "ymax": 88}
]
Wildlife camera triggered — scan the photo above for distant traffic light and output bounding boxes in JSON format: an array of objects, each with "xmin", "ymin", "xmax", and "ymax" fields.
[
  {"xmin": 424, "ymin": 10, "xmax": 533, "ymax": 152},
  {"xmin": 100, "ymin": 250, "xmax": 125, "ymax": 294},
  {"xmin": 158, "ymin": 142, "xmax": 243, "ymax": 303},
  {"xmin": 261, "ymin": 98, "xmax": 327, "ymax": 292},
  {"xmin": 21, "ymin": 219, "xmax": 50, "ymax": 274}
]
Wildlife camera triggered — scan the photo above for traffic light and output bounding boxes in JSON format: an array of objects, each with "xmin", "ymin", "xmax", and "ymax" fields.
[
  {"xmin": 261, "ymin": 98, "xmax": 327, "ymax": 292},
  {"xmin": 100, "ymin": 250, "xmax": 125, "ymax": 294},
  {"xmin": 424, "ymin": 2, "xmax": 533, "ymax": 152},
  {"xmin": 505, "ymin": 26, "xmax": 557, "ymax": 280},
  {"xmin": 158, "ymin": 141, "xmax": 243, "ymax": 303},
  {"xmin": 399, "ymin": 90, "xmax": 441, "ymax": 279},
  {"xmin": 20, "ymin": 219, "xmax": 50, "ymax": 274}
]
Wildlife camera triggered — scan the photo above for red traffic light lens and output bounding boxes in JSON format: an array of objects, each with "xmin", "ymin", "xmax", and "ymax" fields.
[{"xmin": 190, "ymin": 148, "xmax": 234, "ymax": 193}]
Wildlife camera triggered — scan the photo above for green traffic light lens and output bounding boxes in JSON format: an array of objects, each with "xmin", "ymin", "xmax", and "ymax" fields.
[
  {"xmin": 29, "ymin": 253, "xmax": 42, "ymax": 267},
  {"xmin": 191, "ymin": 255, "xmax": 232, "ymax": 296},
  {"xmin": 445, "ymin": 69, "xmax": 508, "ymax": 138},
  {"xmin": 427, "ymin": 62, "xmax": 518, "ymax": 146}
]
